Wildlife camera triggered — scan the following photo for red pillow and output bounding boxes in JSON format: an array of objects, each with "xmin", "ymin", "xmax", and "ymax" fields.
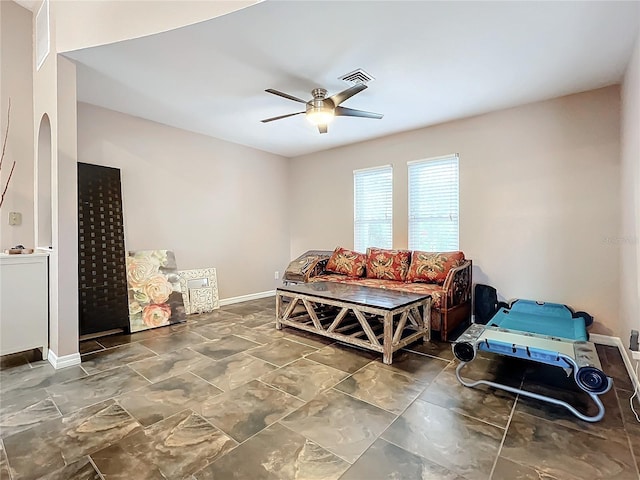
[
  {"xmin": 325, "ymin": 247, "xmax": 366, "ymax": 277},
  {"xmin": 366, "ymin": 248, "xmax": 411, "ymax": 281},
  {"xmin": 407, "ymin": 251, "xmax": 465, "ymax": 284}
]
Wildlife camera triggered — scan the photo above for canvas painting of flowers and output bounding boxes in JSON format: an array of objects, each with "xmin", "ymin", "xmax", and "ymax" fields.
[{"xmin": 126, "ymin": 250, "xmax": 186, "ymax": 332}]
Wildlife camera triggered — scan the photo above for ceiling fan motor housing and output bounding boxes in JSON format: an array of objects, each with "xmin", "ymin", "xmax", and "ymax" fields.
[{"xmin": 307, "ymin": 88, "xmax": 332, "ymax": 115}]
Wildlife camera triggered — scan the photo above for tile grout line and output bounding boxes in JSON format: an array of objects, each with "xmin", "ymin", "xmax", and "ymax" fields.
[
  {"xmin": 400, "ymin": 346, "xmax": 455, "ymax": 363},
  {"xmin": 188, "ymin": 329, "xmax": 309, "ymax": 442},
  {"xmin": 421, "ymin": 357, "xmax": 523, "ymax": 430},
  {"xmin": 1, "ymin": 437, "xmax": 15, "ymax": 480},
  {"xmin": 188, "ymin": 370, "xmax": 227, "ymax": 392},
  {"xmin": 255, "ymin": 378, "xmax": 308, "ymax": 404},
  {"xmin": 624, "ymin": 432, "xmax": 640, "ymax": 479},
  {"xmin": 613, "ymin": 386, "xmax": 640, "ymax": 478},
  {"xmin": 378, "ymin": 435, "xmax": 457, "ymax": 475},
  {"xmin": 45, "ymin": 365, "xmax": 153, "ymax": 418},
  {"xmin": 111, "ymin": 397, "xmax": 146, "ymax": 431},
  {"xmin": 488, "ymin": 390, "xmax": 520, "ymax": 479},
  {"xmin": 49, "ymin": 390, "xmax": 64, "ymax": 419},
  {"xmin": 276, "ymin": 420, "xmax": 361, "ymax": 466},
  {"xmin": 198, "ymin": 392, "xmax": 301, "ymax": 451},
  {"xmin": 287, "ymin": 355, "xmax": 356, "ymax": 379},
  {"xmin": 86, "ymin": 454, "xmax": 107, "ymax": 480},
  {"xmin": 325, "ymin": 386, "xmax": 401, "ymax": 417}
]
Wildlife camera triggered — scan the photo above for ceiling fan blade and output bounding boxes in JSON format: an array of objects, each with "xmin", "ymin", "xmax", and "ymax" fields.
[
  {"xmin": 261, "ymin": 112, "xmax": 304, "ymax": 123},
  {"xmin": 328, "ymin": 84, "xmax": 367, "ymax": 106},
  {"xmin": 318, "ymin": 124, "xmax": 328, "ymax": 134},
  {"xmin": 335, "ymin": 106, "xmax": 383, "ymax": 119},
  {"xmin": 265, "ymin": 89, "xmax": 307, "ymax": 103}
]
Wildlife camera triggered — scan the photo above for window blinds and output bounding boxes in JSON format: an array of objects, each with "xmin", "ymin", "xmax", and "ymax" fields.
[
  {"xmin": 354, "ymin": 165, "xmax": 393, "ymax": 252},
  {"xmin": 408, "ymin": 155, "xmax": 459, "ymax": 251}
]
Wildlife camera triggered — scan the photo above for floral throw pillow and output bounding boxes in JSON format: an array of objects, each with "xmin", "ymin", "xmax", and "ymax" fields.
[
  {"xmin": 366, "ymin": 248, "xmax": 411, "ymax": 281},
  {"xmin": 325, "ymin": 247, "xmax": 367, "ymax": 277},
  {"xmin": 407, "ymin": 251, "xmax": 465, "ymax": 285}
]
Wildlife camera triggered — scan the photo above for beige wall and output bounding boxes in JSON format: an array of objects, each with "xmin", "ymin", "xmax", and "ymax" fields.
[
  {"xmin": 27, "ymin": 1, "xmax": 81, "ymax": 360},
  {"xmin": 77, "ymin": 102, "xmax": 290, "ymax": 300},
  {"xmin": 52, "ymin": 55, "xmax": 79, "ymax": 357},
  {"xmin": 0, "ymin": 1, "xmax": 34, "ymax": 250},
  {"xmin": 620, "ymin": 34, "xmax": 640, "ymax": 355},
  {"xmin": 56, "ymin": 0, "xmax": 257, "ymax": 53},
  {"xmin": 290, "ymin": 87, "xmax": 622, "ymax": 335}
]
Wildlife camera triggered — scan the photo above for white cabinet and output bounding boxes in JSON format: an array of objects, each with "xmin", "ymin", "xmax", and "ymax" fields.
[{"xmin": 0, "ymin": 253, "xmax": 49, "ymax": 358}]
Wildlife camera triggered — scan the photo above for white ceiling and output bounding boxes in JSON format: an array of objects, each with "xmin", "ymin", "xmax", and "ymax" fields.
[{"xmin": 66, "ymin": 1, "xmax": 639, "ymax": 158}]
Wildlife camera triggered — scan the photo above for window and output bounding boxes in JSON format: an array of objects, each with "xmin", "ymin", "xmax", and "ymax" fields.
[
  {"xmin": 354, "ymin": 165, "xmax": 393, "ymax": 252},
  {"xmin": 408, "ymin": 154, "xmax": 459, "ymax": 251}
]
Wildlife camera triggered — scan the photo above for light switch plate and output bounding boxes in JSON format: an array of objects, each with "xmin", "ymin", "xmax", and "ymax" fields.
[{"xmin": 8, "ymin": 212, "xmax": 21, "ymax": 226}]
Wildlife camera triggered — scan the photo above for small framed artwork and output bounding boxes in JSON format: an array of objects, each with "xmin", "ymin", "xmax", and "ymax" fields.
[{"xmin": 178, "ymin": 268, "xmax": 219, "ymax": 314}]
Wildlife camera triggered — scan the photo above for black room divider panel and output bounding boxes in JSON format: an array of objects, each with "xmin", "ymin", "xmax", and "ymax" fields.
[{"xmin": 77, "ymin": 162, "xmax": 129, "ymax": 336}]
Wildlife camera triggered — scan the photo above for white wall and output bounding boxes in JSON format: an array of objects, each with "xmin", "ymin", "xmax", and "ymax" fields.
[
  {"xmin": 620, "ymin": 34, "xmax": 640, "ymax": 354},
  {"xmin": 56, "ymin": 0, "xmax": 257, "ymax": 53},
  {"xmin": 77, "ymin": 102, "xmax": 290, "ymax": 300},
  {"xmin": 290, "ymin": 87, "xmax": 622, "ymax": 335},
  {"xmin": 0, "ymin": 1, "xmax": 34, "ymax": 250},
  {"xmin": 51, "ymin": 55, "xmax": 79, "ymax": 357}
]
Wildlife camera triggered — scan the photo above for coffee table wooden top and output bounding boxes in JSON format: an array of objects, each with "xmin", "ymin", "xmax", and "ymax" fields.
[{"xmin": 277, "ymin": 281, "xmax": 429, "ymax": 311}]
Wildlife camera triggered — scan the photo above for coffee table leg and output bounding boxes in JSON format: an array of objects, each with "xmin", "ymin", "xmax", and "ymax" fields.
[
  {"xmin": 421, "ymin": 304, "xmax": 429, "ymax": 343},
  {"xmin": 383, "ymin": 312, "xmax": 393, "ymax": 364},
  {"xmin": 275, "ymin": 293, "xmax": 282, "ymax": 330},
  {"xmin": 424, "ymin": 300, "xmax": 431, "ymax": 342}
]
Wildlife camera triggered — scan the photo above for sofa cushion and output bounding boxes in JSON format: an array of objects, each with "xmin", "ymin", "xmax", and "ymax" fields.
[
  {"xmin": 325, "ymin": 247, "xmax": 367, "ymax": 277},
  {"xmin": 407, "ymin": 251, "xmax": 465, "ymax": 285},
  {"xmin": 366, "ymin": 247, "xmax": 411, "ymax": 282}
]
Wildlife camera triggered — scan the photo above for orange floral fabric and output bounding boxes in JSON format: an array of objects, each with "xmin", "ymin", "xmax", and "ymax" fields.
[
  {"xmin": 325, "ymin": 247, "xmax": 367, "ymax": 277},
  {"xmin": 365, "ymin": 248, "xmax": 411, "ymax": 282},
  {"xmin": 407, "ymin": 251, "xmax": 465, "ymax": 285}
]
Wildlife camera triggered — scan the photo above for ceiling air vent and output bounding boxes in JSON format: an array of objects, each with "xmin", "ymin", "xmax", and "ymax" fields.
[{"xmin": 339, "ymin": 69, "xmax": 374, "ymax": 85}]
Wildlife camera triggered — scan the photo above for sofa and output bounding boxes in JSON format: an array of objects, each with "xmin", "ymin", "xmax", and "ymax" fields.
[{"xmin": 282, "ymin": 247, "xmax": 472, "ymax": 341}]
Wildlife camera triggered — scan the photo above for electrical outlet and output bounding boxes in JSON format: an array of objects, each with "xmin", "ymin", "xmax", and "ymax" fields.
[
  {"xmin": 274, "ymin": 271, "xmax": 279, "ymax": 280},
  {"xmin": 632, "ymin": 350, "xmax": 640, "ymax": 361},
  {"xmin": 8, "ymin": 212, "xmax": 21, "ymax": 226}
]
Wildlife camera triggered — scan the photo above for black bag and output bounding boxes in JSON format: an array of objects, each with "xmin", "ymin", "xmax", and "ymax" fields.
[{"xmin": 474, "ymin": 284, "xmax": 499, "ymax": 325}]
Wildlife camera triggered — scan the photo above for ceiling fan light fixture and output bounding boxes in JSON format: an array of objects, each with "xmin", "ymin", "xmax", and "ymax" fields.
[{"xmin": 306, "ymin": 106, "xmax": 334, "ymax": 125}]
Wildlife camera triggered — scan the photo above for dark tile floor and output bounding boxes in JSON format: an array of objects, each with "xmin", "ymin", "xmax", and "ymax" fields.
[{"xmin": 1, "ymin": 297, "xmax": 639, "ymax": 479}]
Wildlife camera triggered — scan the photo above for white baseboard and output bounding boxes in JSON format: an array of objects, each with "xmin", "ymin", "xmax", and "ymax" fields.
[
  {"xmin": 590, "ymin": 333, "xmax": 618, "ymax": 346},
  {"xmin": 48, "ymin": 350, "xmax": 81, "ymax": 369},
  {"xmin": 219, "ymin": 290, "xmax": 275, "ymax": 307},
  {"xmin": 591, "ymin": 333, "xmax": 639, "ymax": 394}
]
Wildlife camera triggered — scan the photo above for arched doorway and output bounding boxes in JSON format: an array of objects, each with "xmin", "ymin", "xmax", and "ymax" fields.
[{"xmin": 36, "ymin": 113, "xmax": 51, "ymax": 249}]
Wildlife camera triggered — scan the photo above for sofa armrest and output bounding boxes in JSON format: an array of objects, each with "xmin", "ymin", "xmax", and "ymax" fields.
[
  {"xmin": 282, "ymin": 250, "xmax": 333, "ymax": 283},
  {"xmin": 441, "ymin": 259, "xmax": 472, "ymax": 309}
]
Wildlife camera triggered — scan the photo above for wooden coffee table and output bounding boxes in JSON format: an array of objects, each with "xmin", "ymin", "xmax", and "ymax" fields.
[{"xmin": 275, "ymin": 282, "xmax": 431, "ymax": 364}]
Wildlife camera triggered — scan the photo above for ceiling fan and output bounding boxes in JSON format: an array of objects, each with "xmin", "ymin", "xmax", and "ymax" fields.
[{"xmin": 261, "ymin": 83, "xmax": 383, "ymax": 134}]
